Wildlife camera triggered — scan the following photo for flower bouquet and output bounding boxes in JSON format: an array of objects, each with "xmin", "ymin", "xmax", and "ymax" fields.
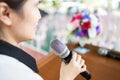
[{"xmin": 68, "ymin": 10, "xmax": 101, "ymax": 47}]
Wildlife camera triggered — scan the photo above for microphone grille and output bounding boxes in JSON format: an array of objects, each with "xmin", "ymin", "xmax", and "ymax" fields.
[
  {"xmin": 98, "ymin": 47, "xmax": 108, "ymax": 55},
  {"xmin": 50, "ymin": 39, "xmax": 66, "ymax": 54},
  {"xmin": 50, "ymin": 39, "xmax": 70, "ymax": 58}
]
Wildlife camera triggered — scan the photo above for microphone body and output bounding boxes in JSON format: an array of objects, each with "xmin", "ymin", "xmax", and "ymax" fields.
[
  {"xmin": 50, "ymin": 39, "xmax": 91, "ymax": 80},
  {"xmin": 98, "ymin": 47, "xmax": 120, "ymax": 60}
]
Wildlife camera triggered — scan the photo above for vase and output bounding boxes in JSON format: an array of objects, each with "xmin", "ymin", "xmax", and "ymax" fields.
[
  {"xmin": 72, "ymin": 38, "xmax": 90, "ymax": 54},
  {"xmin": 78, "ymin": 38, "xmax": 89, "ymax": 47}
]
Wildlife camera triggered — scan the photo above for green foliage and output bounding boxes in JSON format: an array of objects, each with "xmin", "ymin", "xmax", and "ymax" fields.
[{"xmin": 41, "ymin": 0, "xmax": 61, "ymax": 8}]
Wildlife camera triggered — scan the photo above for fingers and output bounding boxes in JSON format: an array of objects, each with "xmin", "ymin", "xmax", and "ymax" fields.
[
  {"xmin": 76, "ymin": 55, "xmax": 86, "ymax": 71},
  {"xmin": 76, "ymin": 54, "xmax": 82, "ymax": 64},
  {"xmin": 61, "ymin": 61, "xmax": 66, "ymax": 67},
  {"xmin": 64, "ymin": 51, "xmax": 86, "ymax": 69},
  {"xmin": 72, "ymin": 51, "xmax": 86, "ymax": 71},
  {"xmin": 72, "ymin": 51, "xmax": 77, "ymax": 62},
  {"xmin": 81, "ymin": 64, "xmax": 87, "ymax": 72},
  {"xmin": 79, "ymin": 59, "xmax": 85, "ymax": 68},
  {"xmin": 72, "ymin": 51, "xmax": 84, "ymax": 65}
]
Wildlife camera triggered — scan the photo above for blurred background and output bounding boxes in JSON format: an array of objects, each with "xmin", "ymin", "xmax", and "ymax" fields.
[{"xmin": 20, "ymin": 0, "xmax": 120, "ymax": 55}]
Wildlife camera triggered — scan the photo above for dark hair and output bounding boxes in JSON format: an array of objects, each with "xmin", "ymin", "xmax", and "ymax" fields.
[{"xmin": 0, "ymin": 0, "xmax": 26, "ymax": 10}]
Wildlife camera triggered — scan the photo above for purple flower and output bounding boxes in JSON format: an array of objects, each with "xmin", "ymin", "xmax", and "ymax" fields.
[
  {"xmin": 75, "ymin": 30, "xmax": 81, "ymax": 36},
  {"xmin": 80, "ymin": 29, "xmax": 89, "ymax": 37},
  {"xmin": 96, "ymin": 25, "xmax": 101, "ymax": 34},
  {"xmin": 75, "ymin": 29, "xmax": 88, "ymax": 37},
  {"xmin": 82, "ymin": 14, "xmax": 91, "ymax": 21}
]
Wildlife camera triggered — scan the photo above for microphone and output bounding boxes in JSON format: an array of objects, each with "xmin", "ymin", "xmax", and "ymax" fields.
[
  {"xmin": 98, "ymin": 47, "xmax": 120, "ymax": 60},
  {"xmin": 50, "ymin": 39, "xmax": 91, "ymax": 80}
]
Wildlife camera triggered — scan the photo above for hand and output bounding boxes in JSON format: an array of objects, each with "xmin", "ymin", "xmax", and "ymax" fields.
[{"xmin": 59, "ymin": 52, "xmax": 86, "ymax": 80}]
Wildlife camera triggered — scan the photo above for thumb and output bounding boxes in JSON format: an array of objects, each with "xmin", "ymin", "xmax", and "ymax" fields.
[{"xmin": 61, "ymin": 61, "xmax": 66, "ymax": 67}]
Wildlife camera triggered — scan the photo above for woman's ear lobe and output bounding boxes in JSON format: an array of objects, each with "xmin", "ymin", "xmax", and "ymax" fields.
[{"xmin": 0, "ymin": 2, "xmax": 12, "ymax": 26}]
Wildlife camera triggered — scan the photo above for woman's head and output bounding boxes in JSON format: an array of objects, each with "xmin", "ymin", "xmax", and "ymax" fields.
[
  {"xmin": 0, "ymin": 0, "xmax": 26, "ymax": 10},
  {"xmin": 0, "ymin": 0, "xmax": 41, "ymax": 45}
]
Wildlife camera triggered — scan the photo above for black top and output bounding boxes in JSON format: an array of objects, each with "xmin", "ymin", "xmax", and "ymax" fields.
[{"xmin": 0, "ymin": 40, "xmax": 38, "ymax": 73}]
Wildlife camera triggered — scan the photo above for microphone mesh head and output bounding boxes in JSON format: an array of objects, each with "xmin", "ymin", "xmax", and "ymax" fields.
[
  {"xmin": 51, "ymin": 39, "xmax": 66, "ymax": 53},
  {"xmin": 98, "ymin": 47, "xmax": 108, "ymax": 55},
  {"xmin": 50, "ymin": 39, "xmax": 70, "ymax": 58}
]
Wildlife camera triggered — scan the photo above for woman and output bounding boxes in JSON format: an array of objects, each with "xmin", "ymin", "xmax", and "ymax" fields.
[{"xmin": 0, "ymin": 0, "xmax": 86, "ymax": 80}]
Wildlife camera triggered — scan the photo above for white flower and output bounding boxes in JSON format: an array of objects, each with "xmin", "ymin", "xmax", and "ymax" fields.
[
  {"xmin": 88, "ymin": 28, "xmax": 97, "ymax": 38},
  {"xmin": 90, "ymin": 14, "xmax": 98, "ymax": 28}
]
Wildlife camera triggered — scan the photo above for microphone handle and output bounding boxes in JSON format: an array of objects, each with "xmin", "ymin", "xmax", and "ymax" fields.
[
  {"xmin": 107, "ymin": 52, "xmax": 120, "ymax": 60},
  {"xmin": 62, "ymin": 51, "xmax": 91, "ymax": 80}
]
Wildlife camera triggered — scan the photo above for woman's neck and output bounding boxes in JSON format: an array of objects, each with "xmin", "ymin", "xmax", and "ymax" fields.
[{"xmin": 0, "ymin": 37, "xmax": 18, "ymax": 46}]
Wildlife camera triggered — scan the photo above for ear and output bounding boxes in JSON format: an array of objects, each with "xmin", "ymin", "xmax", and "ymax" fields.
[{"xmin": 0, "ymin": 2, "xmax": 12, "ymax": 26}]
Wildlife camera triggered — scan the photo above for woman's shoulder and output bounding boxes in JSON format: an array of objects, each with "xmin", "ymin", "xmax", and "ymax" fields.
[
  {"xmin": 0, "ymin": 54, "xmax": 19, "ymax": 63},
  {"xmin": 0, "ymin": 54, "xmax": 43, "ymax": 80}
]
